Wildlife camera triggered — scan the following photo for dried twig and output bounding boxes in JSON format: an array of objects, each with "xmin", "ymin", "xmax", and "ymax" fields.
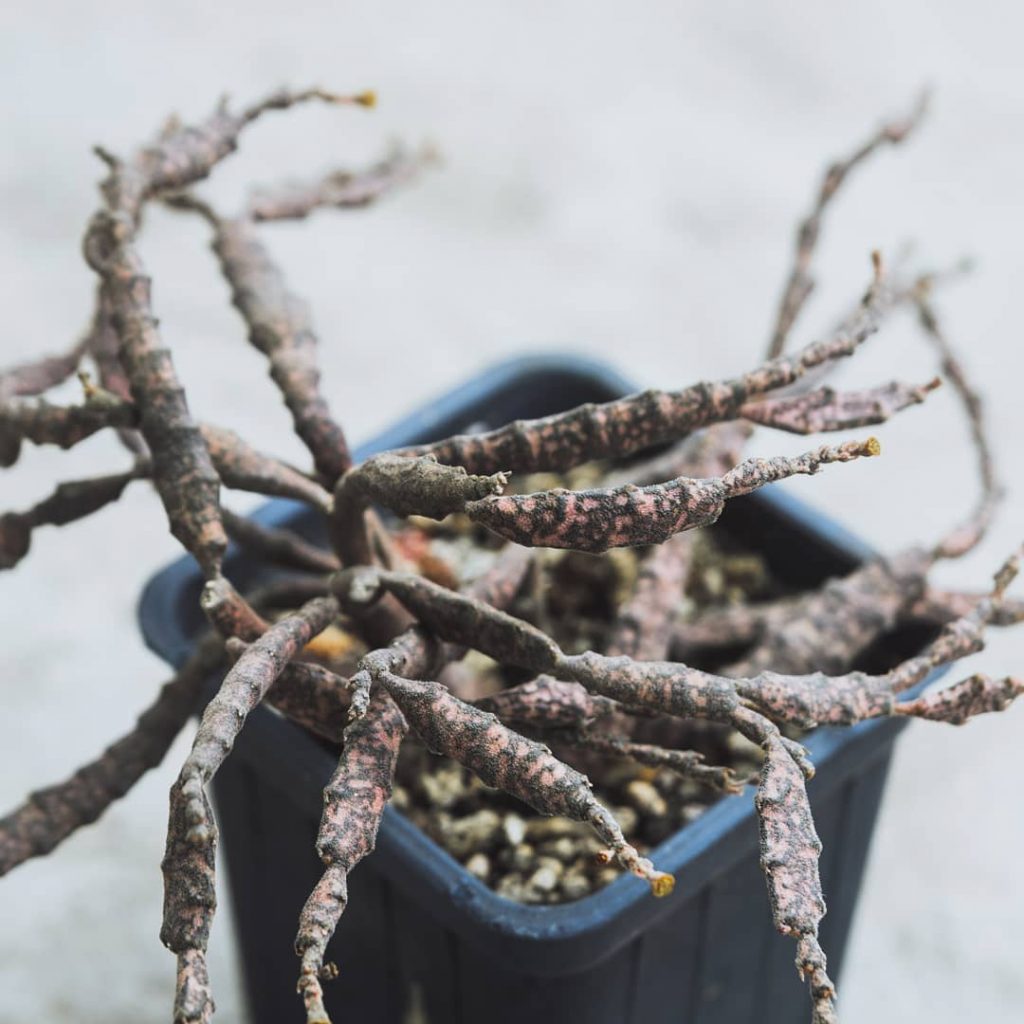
[
  {"xmin": 766, "ymin": 94, "xmax": 927, "ymax": 358},
  {"xmin": 0, "ymin": 337, "xmax": 89, "ymax": 400},
  {"xmin": 916, "ymin": 294, "xmax": 1000, "ymax": 559},
  {"xmin": 248, "ymin": 143, "xmax": 430, "ymax": 222}
]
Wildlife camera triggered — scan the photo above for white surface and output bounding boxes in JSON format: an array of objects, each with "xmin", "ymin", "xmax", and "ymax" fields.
[{"xmin": 1, "ymin": 2, "xmax": 1022, "ymax": 1021}]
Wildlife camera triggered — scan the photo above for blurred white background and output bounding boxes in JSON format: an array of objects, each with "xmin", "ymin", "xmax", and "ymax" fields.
[{"xmin": 1, "ymin": 2, "xmax": 1022, "ymax": 1021}]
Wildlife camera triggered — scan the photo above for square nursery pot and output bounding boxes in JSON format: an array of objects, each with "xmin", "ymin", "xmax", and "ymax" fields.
[{"xmin": 139, "ymin": 356, "xmax": 941, "ymax": 1024}]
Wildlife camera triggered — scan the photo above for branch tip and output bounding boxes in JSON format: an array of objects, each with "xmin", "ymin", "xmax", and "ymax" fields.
[{"xmin": 650, "ymin": 872, "xmax": 676, "ymax": 898}]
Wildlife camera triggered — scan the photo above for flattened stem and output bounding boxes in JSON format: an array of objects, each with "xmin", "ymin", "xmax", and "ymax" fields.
[
  {"xmin": 465, "ymin": 437, "xmax": 879, "ymax": 551},
  {"xmin": 756, "ymin": 735, "xmax": 836, "ymax": 1024},
  {"xmin": 161, "ymin": 596, "xmax": 338, "ymax": 1022},
  {"xmin": 399, "ymin": 298, "xmax": 885, "ymax": 477},
  {"xmin": 331, "ymin": 453, "xmax": 507, "ymax": 566},
  {"xmin": 296, "ymin": 689, "xmax": 407, "ymax": 1024},
  {"xmin": 381, "ymin": 671, "xmax": 673, "ymax": 896},
  {"xmin": 714, "ymin": 549, "xmax": 933, "ymax": 678}
]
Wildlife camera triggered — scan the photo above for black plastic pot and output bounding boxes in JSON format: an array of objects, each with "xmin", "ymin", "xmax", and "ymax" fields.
[{"xmin": 139, "ymin": 356, "xmax": 939, "ymax": 1024}]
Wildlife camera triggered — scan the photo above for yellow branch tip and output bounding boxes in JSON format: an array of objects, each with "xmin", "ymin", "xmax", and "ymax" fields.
[
  {"xmin": 864, "ymin": 436, "xmax": 881, "ymax": 457},
  {"xmin": 355, "ymin": 90, "xmax": 377, "ymax": 108},
  {"xmin": 651, "ymin": 872, "xmax": 675, "ymax": 898}
]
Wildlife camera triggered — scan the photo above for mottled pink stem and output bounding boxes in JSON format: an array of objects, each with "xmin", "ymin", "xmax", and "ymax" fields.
[
  {"xmin": 569, "ymin": 731, "xmax": 747, "ymax": 794},
  {"xmin": 296, "ymin": 689, "xmax": 407, "ymax": 1023},
  {"xmin": 382, "ymin": 670, "xmax": 673, "ymax": 896},
  {"xmin": 331, "ymin": 453, "xmax": 506, "ymax": 566},
  {"xmin": 475, "ymin": 676, "xmax": 619, "ymax": 730},
  {"xmin": 756, "ymin": 735, "xmax": 836, "ymax": 1024},
  {"xmin": 161, "ymin": 596, "xmax": 338, "ymax": 1023},
  {"xmin": 466, "ymin": 437, "xmax": 879, "ymax": 551},
  {"xmin": 739, "ymin": 377, "xmax": 939, "ymax": 435},
  {"xmin": 400, "ymin": 295, "xmax": 886, "ymax": 476}
]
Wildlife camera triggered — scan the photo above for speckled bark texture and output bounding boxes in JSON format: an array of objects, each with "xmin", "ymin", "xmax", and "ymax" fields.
[
  {"xmin": 199, "ymin": 575, "xmax": 270, "ymax": 641},
  {"xmin": 337, "ymin": 567, "xmax": 563, "ymax": 673},
  {"xmin": 562, "ymin": 651, "xmax": 743, "ymax": 721},
  {"xmin": 710, "ymin": 550, "xmax": 934, "ymax": 677},
  {"xmin": 79, "ymin": 87, "xmax": 368, "ymax": 580},
  {"xmin": 756, "ymin": 735, "xmax": 836, "ymax": 1024},
  {"xmin": 568, "ymin": 731, "xmax": 747, "ymax": 793},
  {"xmin": 738, "ymin": 377, "xmax": 939, "ymax": 435},
  {"xmin": 194, "ymin": 209, "xmax": 352, "ymax": 483},
  {"xmin": 401, "ymin": 317, "xmax": 885, "ymax": 475},
  {"xmin": 476, "ymin": 676, "xmax": 618, "ymax": 730},
  {"xmin": 383, "ymin": 671, "xmax": 673, "ymax": 895},
  {"xmin": 5, "ymin": 83, "xmax": 1024, "ymax": 1024},
  {"xmin": 264, "ymin": 658, "xmax": 355, "ymax": 743},
  {"xmin": 86, "ymin": 259, "xmax": 224, "ymax": 575},
  {"xmin": 608, "ymin": 420, "xmax": 753, "ymax": 489},
  {"xmin": 331, "ymin": 453, "xmax": 506, "ymax": 564},
  {"xmin": 895, "ymin": 673, "xmax": 1024, "ymax": 724},
  {"xmin": 0, "ymin": 636, "xmax": 222, "ymax": 876},
  {"xmin": 677, "ymin": 294, "xmax": 1001, "ymax": 680},
  {"xmin": 286, "ymin": 546, "xmax": 537, "ymax": 1021},
  {"xmin": 466, "ymin": 437, "xmax": 879, "ymax": 550},
  {"xmin": 295, "ymin": 689, "xmax": 407, "ymax": 1024},
  {"xmin": 161, "ymin": 597, "xmax": 337, "ymax": 1023},
  {"xmin": 606, "ymin": 536, "xmax": 692, "ymax": 660},
  {"xmin": 908, "ymin": 588, "xmax": 1024, "ymax": 628},
  {"xmin": 731, "ymin": 550, "xmax": 1020, "ymax": 729}
]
